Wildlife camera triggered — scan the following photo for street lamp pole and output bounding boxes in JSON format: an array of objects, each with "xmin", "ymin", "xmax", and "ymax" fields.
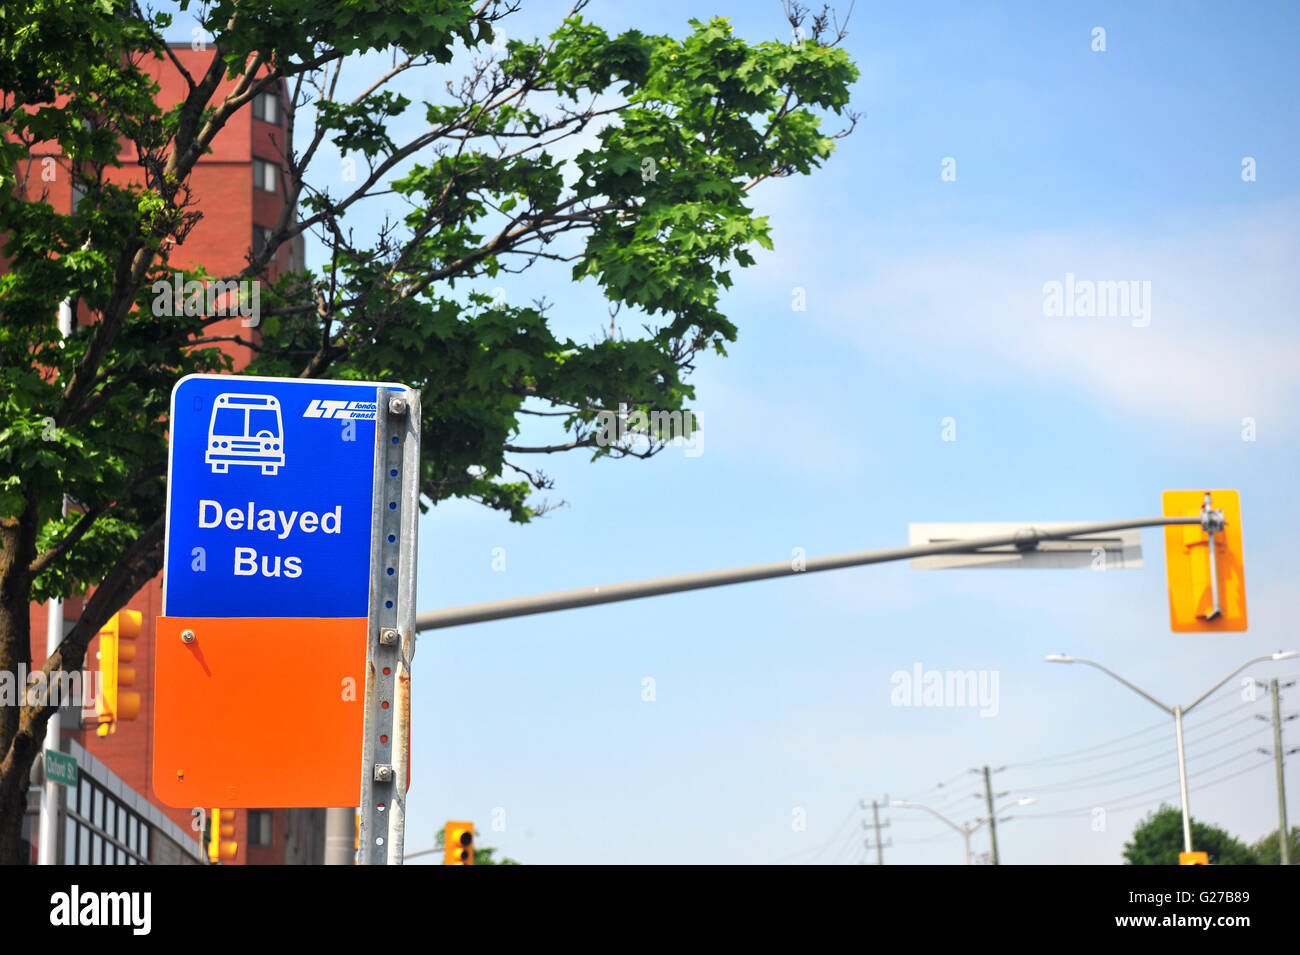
[
  {"xmin": 1173, "ymin": 704, "xmax": 1191, "ymax": 852},
  {"xmin": 892, "ymin": 797, "xmax": 1035, "ymax": 865},
  {"xmin": 1045, "ymin": 651, "xmax": 1298, "ymax": 854}
]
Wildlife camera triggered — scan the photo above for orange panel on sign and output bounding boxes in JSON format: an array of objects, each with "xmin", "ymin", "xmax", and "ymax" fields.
[{"xmin": 153, "ymin": 617, "xmax": 367, "ymax": 808}]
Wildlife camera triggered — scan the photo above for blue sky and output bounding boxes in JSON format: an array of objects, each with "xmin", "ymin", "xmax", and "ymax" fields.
[
  {"xmin": 398, "ymin": 1, "xmax": 1300, "ymax": 864},
  {"xmin": 183, "ymin": 1, "xmax": 1300, "ymax": 863}
]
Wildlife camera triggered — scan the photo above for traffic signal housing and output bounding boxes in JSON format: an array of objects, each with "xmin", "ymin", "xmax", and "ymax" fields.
[
  {"xmin": 1163, "ymin": 490, "xmax": 1247, "ymax": 632},
  {"xmin": 444, "ymin": 821, "xmax": 474, "ymax": 865},
  {"xmin": 95, "ymin": 610, "xmax": 142, "ymax": 736},
  {"xmin": 1179, "ymin": 851, "xmax": 1209, "ymax": 865},
  {"xmin": 208, "ymin": 808, "xmax": 238, "ymax": 863}
]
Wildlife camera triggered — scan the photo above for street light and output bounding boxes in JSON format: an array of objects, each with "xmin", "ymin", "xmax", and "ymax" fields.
[
  {"xmin": 892, "ymin": 796, "xmax": 1036, "ymax": 865},
  {"xmin": 1045, "ymin": 651, "xmax": 1297, "ymax": 854}
]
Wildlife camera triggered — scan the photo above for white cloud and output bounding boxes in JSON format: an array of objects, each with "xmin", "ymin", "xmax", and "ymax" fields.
[{"xmin": 814, "ymin": 201, "xmax": 1300, "ymax": 434}]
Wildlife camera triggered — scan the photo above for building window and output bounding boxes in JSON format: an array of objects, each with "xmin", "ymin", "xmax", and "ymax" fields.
[
  {"xmin": 253, "ymin": 158, "xmax": 278, "ymax": 194},
  {"xmin": 249, "ymin": 810, "xmax": 273, "ymax": 847},
  {"xmin": 64, "ymin": 817, "xmax": 75, "ymax": 865},
  {"xmin": 65, "ymin": 777, "xmax": 153, "ymax": 865},
  {"xmin": 252, "ymin": 90, "xmax": 280, "ymax": 124}
]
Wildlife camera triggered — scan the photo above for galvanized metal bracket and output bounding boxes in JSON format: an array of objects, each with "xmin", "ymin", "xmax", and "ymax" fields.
[
  {"xmin": 358, "ymin": 387, "xmax": 421, "ymax": 864},
  {"xmin": 1199, "ymin": 492, "xmax": 1224, "ymax": 620}
]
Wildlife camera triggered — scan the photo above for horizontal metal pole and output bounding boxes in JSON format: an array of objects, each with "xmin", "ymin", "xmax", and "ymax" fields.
[{"xmin": 415, "ymin": 516, "xmax": 1201, "ymax": 632}]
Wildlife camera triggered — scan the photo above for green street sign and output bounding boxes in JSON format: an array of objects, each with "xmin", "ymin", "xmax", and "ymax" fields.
[{"xmin": 44, "ymin": 749, "xmax": 78, "ymax": 788}]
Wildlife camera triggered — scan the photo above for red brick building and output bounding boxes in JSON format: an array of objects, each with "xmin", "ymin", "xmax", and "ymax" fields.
[{"xmin": 19, "ymin": 45, "xmax": 318, "ymax": 865}]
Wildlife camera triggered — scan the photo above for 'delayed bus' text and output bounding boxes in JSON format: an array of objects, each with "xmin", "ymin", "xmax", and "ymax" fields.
[{"xmin": 196, "ymin": 499, "xmax": 344, "ymax": 579}]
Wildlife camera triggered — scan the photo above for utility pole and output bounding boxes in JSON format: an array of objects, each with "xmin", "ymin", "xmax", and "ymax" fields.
[
  {"xmin": 981, "ymin": 766, "xmax": 999, "ymax": 866},
  {"xmin": 1258, "ymin": 678, "xmax": 1296, "ymax": 865},
  {"xmin": 871, "ymin": 800, "xmax": 887, "ymax": 865},
  {"xmin": 861, "ymin": 799, "xmax": 890, "ymax": 864},
  {"xmin": 1271, "ymin": 679, "xmax": 1290, "ymax": 866}
]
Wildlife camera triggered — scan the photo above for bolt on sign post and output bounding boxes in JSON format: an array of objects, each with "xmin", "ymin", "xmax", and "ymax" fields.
[
  {"xmin": 1162, "ymin": 490, "xmax": 1247, "ymax": 632},
  {"xmin": 153, "ymin": 375, "xmax": 420, "ymax": 865}
]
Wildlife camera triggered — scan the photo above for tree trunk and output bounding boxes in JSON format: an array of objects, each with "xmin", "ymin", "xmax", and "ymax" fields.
[
  {"xmin": 0, "ymin": 514, "xmax": 167, "ymax": 862},
  {"xmin": 0, "ymin": 514, "xmax": 38, "ymax": 864}
]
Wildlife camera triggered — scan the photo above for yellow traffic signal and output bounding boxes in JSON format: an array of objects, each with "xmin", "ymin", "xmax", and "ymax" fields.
[
  {"xmin": 95, "ymin": 610, "xmax": 142, "ymax": 736},
  {"xmin": 1179, "ymin": 851, "xmax": 1209, "ymax": 865},
  {"xmin": 1163, "ymin": 491, "xmax": 1247, "ymax": 632},
  {"xmin": 208, "ymin": 808, "xmax": 238, "ymax": 863},
  {"xmin": 444, "ymin": 821, "xmax": 474, "ymax": 865}
]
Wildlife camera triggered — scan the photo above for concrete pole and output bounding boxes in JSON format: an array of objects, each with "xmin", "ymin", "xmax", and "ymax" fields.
[
  {"xmin": 324, "ymin": 807, "xmax": 356, "ymax": 865},
  {"xmin": 1270, "ymin": 679, "xmax": 1290, "ymax": 865},
  {"xmin": 1173, "ymin": 705, "xmax": 1193, "ymax": 853},
  {"xmin": 36, "ymin": 595, "xmax": 63, "ymax": 865},
  {"xmin": 982, "ymin": 766, "xmax": 999, "ymax": 866},
  {"xmin": 871, "ymin": 801, "xmax": 884, "ymax": 865}
]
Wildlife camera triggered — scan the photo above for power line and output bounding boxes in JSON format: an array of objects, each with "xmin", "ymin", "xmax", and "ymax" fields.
[
  {"xmin": 897, "ymin": 770, "xmax": 968, "ymax": 804},
  {"xmin": 831, "ymin": 829, "xmax": 861, "ymax": 865},
  {"xmin": 771, "ymin": 802, "xmax": 859, "ymax": 864},
  {"xmin": 1019, "ymin": 752, "xmax": 1270, "ymax": 819},
  {"xmin": 1005, "ymin": 692, "xmax": 1252, "ymax": 771},
  {"xmin": 1013, "ymin": 721, "xmax": 1266, "ymax": 795},
  {"xmin": 1020, "ymin": 758, "xmax": 1275, "ymax": 820},
  {"xmin": 892, "ymin": 829, "xmax": 961, "ymax": 846}
]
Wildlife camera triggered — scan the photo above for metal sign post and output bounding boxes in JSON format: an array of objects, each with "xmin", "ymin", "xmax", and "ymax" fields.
[{"xmin": 358, "ymin": 388, "xmax": 421, "ymax": 865}]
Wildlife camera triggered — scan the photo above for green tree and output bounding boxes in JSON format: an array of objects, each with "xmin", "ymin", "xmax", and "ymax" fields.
[
  {"xmin": 1123, "ymin": 804, "xmax": 1260, "ymax": 865},
  {"xmin": 0, "ymin": 0, "xmax": 857, "ymax": 860},
  {"xmin": 1250, "ymin": 825, "xmax": 1300, "ymax": 865}
]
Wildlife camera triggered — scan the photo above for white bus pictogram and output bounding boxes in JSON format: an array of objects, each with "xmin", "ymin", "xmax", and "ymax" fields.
[{"xmin": 206, "ymin": 393, "xmax": 285, "ymax": 475}]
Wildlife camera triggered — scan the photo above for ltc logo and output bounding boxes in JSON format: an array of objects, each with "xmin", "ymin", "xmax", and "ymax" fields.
[{"xmin": 303, "ymin": 399, "xmax": 377, "ymax": 421}]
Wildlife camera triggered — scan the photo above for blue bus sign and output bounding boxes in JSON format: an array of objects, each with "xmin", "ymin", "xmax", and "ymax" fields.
[{"xmin": 163, "ymin": 374, "xmax": 408, "ymax": 618}]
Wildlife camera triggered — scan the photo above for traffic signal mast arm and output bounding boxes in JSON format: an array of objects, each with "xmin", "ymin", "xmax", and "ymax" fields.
[{"xmin": 415, "ymin": 516, "xmax": 1204, "ymax": 632}]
